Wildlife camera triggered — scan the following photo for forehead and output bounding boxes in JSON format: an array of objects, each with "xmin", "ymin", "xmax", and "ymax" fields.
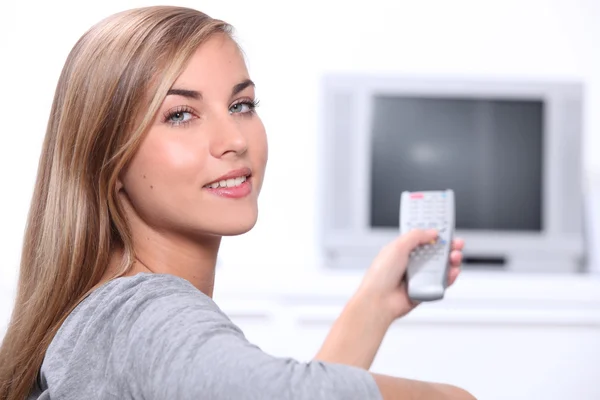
[{"xmin": 173, "ymin": 34, "xmax": 249, "ymax": 89}]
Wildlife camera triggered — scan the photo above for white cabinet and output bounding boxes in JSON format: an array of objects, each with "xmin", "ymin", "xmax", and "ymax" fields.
[
  {"xmin": 215, "ymin": 270, "xmax": 600, "ymax": 400},
  {"xmin": 281, "ymin": 318, "xmax": 600, "ymax": 400}
]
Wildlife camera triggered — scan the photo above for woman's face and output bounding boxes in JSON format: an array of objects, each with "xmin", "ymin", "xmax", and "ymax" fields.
[{"xmin": 119, "ymin": 34, "xmax": 268, "ymax": 238}]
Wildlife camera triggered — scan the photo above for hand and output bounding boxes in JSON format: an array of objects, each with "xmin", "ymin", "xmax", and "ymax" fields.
[{"xmin": 356, "ymin": 229, "xmax": 464, "ymax": 322}]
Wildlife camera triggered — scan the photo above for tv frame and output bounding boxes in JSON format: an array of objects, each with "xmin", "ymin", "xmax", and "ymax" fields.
[{"xmin": 318, "ymin": 73, "xmax": 586, "ymax": 274}]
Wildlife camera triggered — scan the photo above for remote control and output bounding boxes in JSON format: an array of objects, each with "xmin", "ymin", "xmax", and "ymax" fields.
[{"xmin": 399, "ymin": 190, "xmax": 455, "ymax": 302}]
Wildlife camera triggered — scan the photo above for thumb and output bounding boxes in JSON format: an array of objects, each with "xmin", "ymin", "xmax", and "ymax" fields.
[{"xmin": 394, "ymin": 229, "xmax": 439, "ymax": 256}]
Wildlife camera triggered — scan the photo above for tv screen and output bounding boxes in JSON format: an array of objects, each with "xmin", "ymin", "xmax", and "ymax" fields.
[{"xmin": 369, "ymin": 95, "xmax": 544, "ymax": 231}]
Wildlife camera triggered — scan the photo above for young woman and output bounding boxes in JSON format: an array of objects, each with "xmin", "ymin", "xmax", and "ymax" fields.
[{"xmin": 0, "ymin": 6, "xmax": 475, "ymax": 400}]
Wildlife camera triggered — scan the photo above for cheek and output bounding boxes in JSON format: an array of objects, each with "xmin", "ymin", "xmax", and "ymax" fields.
[
  {"xmin": 251, "ymin": 125, "xmax": 268, "ymax": 193},
  {"xmin": 125, "ymin": 133, "xmax": 208, "ymax": 197},
  {"xmin": 156, "ymin": 139, "xmax": 205, "ymax": 183},
  {"xmin": 251, "ymin": 119, "xmax": 268, "ymax": 162},
  {"xmin": 257, "ymin": 129, "xmax": 268, "ymax": 164}
]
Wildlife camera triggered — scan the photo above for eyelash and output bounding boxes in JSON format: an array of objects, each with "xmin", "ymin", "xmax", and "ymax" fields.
[{"xmin": 162, "ymin": 98, "xmax": 261, "ymax": 128}]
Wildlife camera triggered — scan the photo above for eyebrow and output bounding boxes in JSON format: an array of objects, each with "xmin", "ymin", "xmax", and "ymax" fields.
[
  {"xmin": 166, "ymin": 88, "xmax": 201, "ymax": 99},
  {"xmin": 166, "ymin": 79, "xmax": 255, "ymax": 100},
  {"xmin": 231, "ymin": 79, "xmax": 255, "ymax": 96}
]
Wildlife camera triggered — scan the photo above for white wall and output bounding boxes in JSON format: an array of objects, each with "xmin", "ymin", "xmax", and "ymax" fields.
[
  {"xmin": 1, "ymin": 0, "xmax": 600, "ymax": 398},
  {"xmin": 2, "ymin": 0, "xmax": 600, "ymax": 288}
]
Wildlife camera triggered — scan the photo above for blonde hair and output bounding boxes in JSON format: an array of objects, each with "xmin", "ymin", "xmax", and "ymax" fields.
[{"xmin": 0, "ymin": 6, "xmax": 233, "ymax": 399}]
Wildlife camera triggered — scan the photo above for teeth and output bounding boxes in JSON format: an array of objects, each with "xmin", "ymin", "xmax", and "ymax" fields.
[{"xmin": 206, "ymin": 175, "xmax": 247, "ymax": 189}]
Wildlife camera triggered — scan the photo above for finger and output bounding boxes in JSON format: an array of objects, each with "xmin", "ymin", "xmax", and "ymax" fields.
[
  {"xmin": 397, "ymin": 229, "xmax": 439, "ymax": 253},
  {"xmin": 446, "ymin": 264, "xmax": 461, "ymax": 286},
  {"xmin": 451, "ymin": 238, "xmax": 464, "ymax": 251},
  {"xmin": 449, "ymin": 249, "xmax": 462, "ymax": 266}
]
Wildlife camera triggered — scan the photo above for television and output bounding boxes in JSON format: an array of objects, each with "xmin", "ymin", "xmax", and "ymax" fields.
[{"xmin": 318, "ymin": 74, "xmax": 586, "ymax": 273}]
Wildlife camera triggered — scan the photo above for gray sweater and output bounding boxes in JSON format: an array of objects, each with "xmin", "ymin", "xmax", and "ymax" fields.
[{"xmin": 29, "ymin": 273, "xmax": 382, "ymax": 399}]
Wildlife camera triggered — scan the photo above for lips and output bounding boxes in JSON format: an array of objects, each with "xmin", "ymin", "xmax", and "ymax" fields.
[
  {"xmin": 205, "ymin": 175, "xmax": 248, "ymax": 189},
  {"xmin": 203, "ymin": 167, "xmax": 252, "ymax": 189}
]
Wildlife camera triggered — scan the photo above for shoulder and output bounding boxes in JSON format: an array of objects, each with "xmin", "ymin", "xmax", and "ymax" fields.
[
  {"xmin": 63, "ymin": 273, "xmax": 233, "ymax": 339},
  {"xmin": 78, "ymin": 273, "xmax": 221, "ymax": 318},
  {"xmin": 39, "ymin": 273, "xmax": 237, "ymax": 398},
  {"xmin": 43, "ymin": 273, "xmax": 230, "ymax": 370},
  {"xmin": 45, "ymin": 272, "xmax": 225, "ymax": 347},
  {"xmin": 89, "ymin": 272, "xmax": 210, "ymax": 304}
]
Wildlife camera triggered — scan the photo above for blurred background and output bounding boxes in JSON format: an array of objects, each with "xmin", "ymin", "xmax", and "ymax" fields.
[{"xmin": 1, "ymin": 1, "xmax": 599, "ymax": 399}]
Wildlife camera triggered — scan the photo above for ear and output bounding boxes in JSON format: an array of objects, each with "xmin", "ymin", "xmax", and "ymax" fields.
[{"xmin": 116, "ymin": 178, "xmax": 124, "ymax": 192}]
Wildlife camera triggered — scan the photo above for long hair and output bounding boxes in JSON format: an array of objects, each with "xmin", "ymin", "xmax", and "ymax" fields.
[{"xmin": 0, "ymin": 6, "xmax": 233, "ymax": 399}]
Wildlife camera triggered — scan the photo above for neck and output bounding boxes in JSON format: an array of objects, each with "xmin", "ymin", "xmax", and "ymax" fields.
[
  {"xmin": 130, "ymin": 227, "xmax": 221, "ymax": 297},
  {"xmin": 107, "ymin": 194, "xmax": 223, "ymax": 297},
  {"xmin": 107, "ymin": 224, "xmax": 222, "ymax": 298}
]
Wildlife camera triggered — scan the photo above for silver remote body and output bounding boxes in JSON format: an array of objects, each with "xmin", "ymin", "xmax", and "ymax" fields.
[{"xmin": 399, "ymin": 190, "xmax": 455, "ymax": 302}]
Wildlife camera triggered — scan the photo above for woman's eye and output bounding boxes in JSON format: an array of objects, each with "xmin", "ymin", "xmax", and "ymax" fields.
[
  {"xmin": 229, "ymin": 103, "xmax": 252, "ymax": 114},
  {"xmin": 169, "ymin": 111, "xmax": 193, "ymax": 123}
]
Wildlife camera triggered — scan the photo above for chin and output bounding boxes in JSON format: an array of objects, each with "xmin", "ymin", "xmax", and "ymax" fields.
[
  {"xmin": 217, "ymin": 218, "xmax": 257, "ymax": 236},
  {"xmin": 204, "ymin": 210, "xmax": 259, "ymax": 236}
]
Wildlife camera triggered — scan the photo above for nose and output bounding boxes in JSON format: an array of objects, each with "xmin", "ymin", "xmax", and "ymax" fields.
[{"xmin": 209, "ymin": 114, "xmax": 248, "ymax": 159}]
